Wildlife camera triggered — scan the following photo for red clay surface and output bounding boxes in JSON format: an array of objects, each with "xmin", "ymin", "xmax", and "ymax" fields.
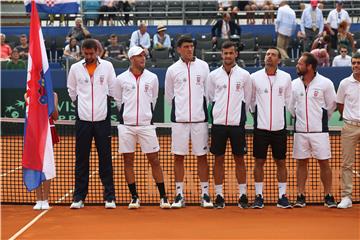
[{"xmin": 2, "ymin": 205, "xmax": 359, "ymax": 239}]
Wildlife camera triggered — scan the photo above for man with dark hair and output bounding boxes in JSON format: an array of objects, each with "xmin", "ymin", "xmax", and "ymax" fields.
[
  {"xmin": 67, "ymin": 39, "xmax": 116, "ymax": 209},
  {"xmin": 336, "ymin": 52, "xmax": 360, "ymax": 209},
  {"xmin": 113, "ymin": 46, "xmax": 171, "ymax": 209},
  {"xmin": 105, "ymin": 34, "xmax": 127, "ymax": 60},
  {"xmin": 165, "ymin": 35, "xmax": 213, "ymax": 208},
  {"xmin": 207, "ymin": 41, "xmax": 252, "ymax": 208},
  {"xmin": 332, "ymin": 45, "xmax": 351, "ymax": 67},
  {"xmin": 211, "ymin": 13, "xmax": 241, "ymax": 44},
  {"xmin": 15, "ymin": 34, "xmax": 29, "ymax": 60},
  {"xmin": 289, "ymin": 52, "xmax": 337, "ymax": 208},
  {"xmin": 250, "ymin": 47, "xmax": 292, "ymax": 209}
]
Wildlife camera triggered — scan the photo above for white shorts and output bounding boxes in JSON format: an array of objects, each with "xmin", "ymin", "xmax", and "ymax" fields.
[
  {"xmin": 293, "ymin": 133, "xmax": 331, "ymax": 160},
  {"xmin": 171, "ymin": 122, "xmax": 209, "ymax": 156},
  {"xmin": 117, "ymin": 125, "xmax": 160, "ymax": 154}
]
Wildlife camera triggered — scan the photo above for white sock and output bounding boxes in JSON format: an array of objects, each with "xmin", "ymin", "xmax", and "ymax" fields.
[
  {"xmin": 215, "ymin": 184, "xmax": 223, "ymax": 197},
  {"xmin": 200, "ymin": 182, "xmax": 209, "ymax": 196},
  {"xmin": 175, "ymin": 182, "xmax": 184, "ymax": 197},
  {"xmin": 239, "ymin": 184, "xmax": 247, "ymax": 197},
  {"xmin": 255, "ymin": 182, "xmax": 263, "ymax": 196},
  {"xmin": 278, "ymin": 182, "xmax": 287, "ymax": 198}
]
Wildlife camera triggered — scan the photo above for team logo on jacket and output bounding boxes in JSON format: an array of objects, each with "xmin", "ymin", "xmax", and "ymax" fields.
[
  {"xmin": 100, "ymin": 75, "xmax": 104, "ymax": 85},
  {"xmin": 144, "ymin": 83, "xmax": 149, "ymax": 92},
  {"xmin": 236, "ymin": 82, "xmax": 242, "ymax": 92},
  {"xmin": 196, "ymin": 75, "xmax": 201, "ymax": 85},
  {"xmin": 314, "ymin": 90, "xmax": 319, "ymax": 97},
  {"xmin": 84, "ymin": 79, "xmax": 89, "ymax": 83},
  {"xmin": 278, "ymin": 87, "xmax": 283, "ymax": 96}
]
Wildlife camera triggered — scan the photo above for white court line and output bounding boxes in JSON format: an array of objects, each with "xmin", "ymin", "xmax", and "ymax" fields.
[
  {"xmin": 9, "ymin": 170, "xmax": 99, "ymax": 239},
  {"xmin": 0, "ymin": 166, "xmax": 22, "ymax": 177}
]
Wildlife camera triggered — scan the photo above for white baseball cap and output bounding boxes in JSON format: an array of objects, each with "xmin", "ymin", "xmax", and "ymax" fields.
[{"xmin": 128, "ymin": 46, "xmax": 144, "ymax": 59}]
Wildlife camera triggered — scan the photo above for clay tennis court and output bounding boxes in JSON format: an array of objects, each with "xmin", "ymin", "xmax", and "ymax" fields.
[{"xmin": 1, "ymin": 120, "xmax": 360, "ymax": 239}]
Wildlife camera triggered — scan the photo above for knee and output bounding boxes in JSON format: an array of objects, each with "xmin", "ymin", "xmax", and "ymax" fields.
[{"xmin": 149, "ymin": 157, "xmax": 161, "ymax": 168}]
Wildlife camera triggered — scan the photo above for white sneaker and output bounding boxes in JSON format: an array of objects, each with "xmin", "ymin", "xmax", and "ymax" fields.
[
  {"xmin": 105, "ymin": 200, "xmax": 116, "ymax": 209},
  {"xmin": 337, "ymin": 197, "xmax": 352, "ymax": 209},
  {"xmin": 160, "ymin": 197, "xmax": 171, "ymax": 209},
  {"xmin": 128, "ymin": 196, "xmax": 140, "ymax": 209},
  {"xmin": 70, "ymin": 200, "xmax": 84, "ymax": 209},
  {"xmin": 171, "ymin": 194, "xmax": 185, "ymax": 208},
  {"xmin": 201, "ymin": 194, "xmax": 214, "ymax": 208},
  {"xmin": 33, "ymin": 201, "xmax": 42, "ymax": 210},
  {"xmin": 42, "ymin": 200, "xmax": 50, "ymax": 210}
]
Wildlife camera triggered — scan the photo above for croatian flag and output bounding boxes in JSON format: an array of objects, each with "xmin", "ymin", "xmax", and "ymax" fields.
[
  {"xmin": 22, "ymin": 0, "xmax": 56, "ymax": 191},
  {"xmin": 24, "ymin": 0, "xmax": 80, "ymax": 14}
]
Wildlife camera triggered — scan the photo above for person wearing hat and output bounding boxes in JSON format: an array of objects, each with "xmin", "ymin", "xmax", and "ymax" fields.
[
  {"xmin": 326, "ymin": 0, "xmax": 351, "ymax": 49},
  {"xmin": 130, "ymin": 23, "xmax": 151, "ymax": 56},
  {"xmin": 113, "ymin": 46, "xmax": 171, "ymax": 209},
  {"xmin": 300, "ymin": 0, "xmax": 324, "ymax": 52},
  {"xmin": 153, "ymin": 25, "xmax": 171, "ymax": 50}
]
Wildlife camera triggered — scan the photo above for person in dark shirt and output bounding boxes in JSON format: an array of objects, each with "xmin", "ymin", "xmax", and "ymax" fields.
[
  {"xmin": 105, "ymin": 34, "xmax": 127, "ymax": 60},
  {"xmin": 15, "ymin": 34, "xmax": 29, "ymax": 60}
]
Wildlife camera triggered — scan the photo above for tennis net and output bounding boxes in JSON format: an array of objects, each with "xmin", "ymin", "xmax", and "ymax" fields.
[{"xmin": 1, "ymin": 118, "xmax": 359, "ymax": 205}]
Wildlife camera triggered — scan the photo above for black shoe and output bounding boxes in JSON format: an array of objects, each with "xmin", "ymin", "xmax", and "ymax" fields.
[
  {"xmin": 294, "ymin": 194, "xmax": 306, "ymax": 208},
  {"xmin": 252, "ymin": 194, "xmax": 264, "ymax": 209},
  {"xmin": 277, "ymin": 194, "xmax": 292, "ymax": 209},
  {"xmin": 238, "ymin": 194, "xmax": 249, "ymax": 209},
  {"xmin": 214, "ymin": 194, "xmax": 225, "ymax": 209},
  {"xmin": 324, "ymin": 194, "xmax": 337, "ymax": 208}
]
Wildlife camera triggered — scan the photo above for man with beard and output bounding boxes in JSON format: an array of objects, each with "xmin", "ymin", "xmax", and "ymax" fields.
[
  {"xmin": 289, "ymin": 52, "xmax": 337, "ymax": 208},
  {"xmin": 67, "ymin": 39, "xmax": 116, "ymax": 209},
  {"xmin": 207, "ymin": 41, "xmax": 252, "ymax": 209},
  {"xmin": 250, "ymin": 47, "xmax": 292, "ymax": 209},
  {"xmin": 113, "ymin": 46, "xmax": 171, "ymax": 209}
]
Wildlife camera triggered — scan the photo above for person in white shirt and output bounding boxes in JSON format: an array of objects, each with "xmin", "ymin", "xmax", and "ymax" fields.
[
  {"xmin": 336, "ymin": 52, "xmax": 360, "ymax": 209},
  {"xmin": 165, "ymin": 35, "xmax": 213, "ymax": 209},
  {"xmin": 207, "ymin": 41, "xmax": 252, "ymax": 209},
  {"xmin": 275, "ymin": 1, "xmax": 296, "ymax": 59},
  {"xmin": 67, "ymin": 39, "xmax": 116, "ymax": 209},
  {"xmin": 332, "ymin": 45, "xmax": 352, "ymax": 67},
  {"xmin": 289, "ymin": 52, "xmax": 337, "ymax": 208},
  {"xmin": 130, "ymin": 23, "xmax": 151, "ymax": 56},
  {"xmin": 113, "ymin": 46, "xmax": 171, "ymax": 209},
  {"xmin": 250, "ymin": 47, "xmax": 292, "ymax": 209},
  {"xmin": 326, "ymin": 0, "xmax": 351, "ymax": 49}
]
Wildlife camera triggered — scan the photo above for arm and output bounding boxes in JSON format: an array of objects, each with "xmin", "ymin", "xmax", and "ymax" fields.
[
  {"xmin": 52, "ymin": 92, "xmax": 59, "ymax": 121},
  {"xmin": 112, "ymin": 76, "xmax": 123, "ymax": 111},
  {"xmin": 164, "ymin": 68, "xmax": 174, "ymax": 105},
  {"xmin": 153, "ymin": 34, "xmax": 159, "ymax": 48},
  {"xmin": 142, "ymin": 33, "xmax": 151, "ymax": 49},
  {"xmin": 284, "ymin": 76, "xmax": 292, "ymax": 112},
  {"xmin": 249, "ymin": 75, "xmax": 256, "ymax": 113},
  {"xmin": 164, "ymin": 35, "xmax": 171, "ymax": 48},
  {"xmin": 336, "ymin": 81, "xmax": 345, "ymax": 117},
  {"xmin": 152, "ymin": 75, "xmax": 159, "ymax": 109},
  {"xmin": 274, "ymin": 8, "xmax": 281, "ymax": 33},
  {"xmin": 206, "ymin": 74, "xmax": 215, "ymax": 105},
  {"xmin": 244, "ymin": 73, "xmax": 253, "ymax": 113},
  {"xmin": 67, "ymin": 66, "xmax": 77, "ymax": 102},
  {"xmin": 300, "ymin": 11, "xmax": 306, "ymax": 35},
  {"xmin": 318, "ymin": 10, "xmax": 324, "ymax": 35},
  {"xmin": 129, "ymin": 31, "xmax": 136, "ymax": 48},
  {"xmin": 324, "ymin": 81, "xmax": 337, "ymax": 119},
  {"xmin": 107, "ymin": 63, "xmax": 117, "ymax": 98},
  {"xmin": 348, "ymin": 33, "xmax": 356, "ymax": 53}
]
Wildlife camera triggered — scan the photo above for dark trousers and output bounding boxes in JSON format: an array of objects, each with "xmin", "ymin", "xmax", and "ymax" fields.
[
  {"xmin": 304, "ymin": 28, "xmax": 319, "ymax": 52},
  {"xmin": 73, "ymin": 118, "xmax": 115, "ymax": 202},
  {"xmin": 330, "ymin": 28, "xmax": 338, "ymax": 49}
]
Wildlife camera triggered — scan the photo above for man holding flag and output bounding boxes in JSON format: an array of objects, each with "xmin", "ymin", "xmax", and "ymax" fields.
[{"xmin": 22, "ymin": 0, "xmax": 57, "ymax": 209}]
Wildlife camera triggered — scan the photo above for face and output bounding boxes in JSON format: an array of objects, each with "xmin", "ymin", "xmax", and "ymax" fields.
[
  {"xmin": 158, "ymin": 31, "xmax": 165, "ymax": 36},
  {"xmin": 177, "ymin": 42, "xmax": 194, "ymax": 62},
  {"xmin": 0, "ymin": 35, "xmax": 5, "ymax": 44},
  {"xmin": 130, "ymin": 51, "xmax": 146, "ymax": 70},
  {"xmin": 12, "ymin": 51, "xmax": 19, "ymax": 60},
  {"xmin": 70, "ymin": 38, "xmax": 77, "ymax": 46},
  {"xmin": 264, "ymin": 49, "xmax": 281, "ymax": 68},
  {"xmin": 223, "ymin": 14, "xmax": 230, "ymax": 22},
  {"xmin": 352, "ymin": 57, "xmax": 360, "ymax": 75},
  {"xmin": 340, "ymin": 48, "xmax": 348, "ymax": 57},
  {"xmin": 82, "ymin": 48, "xmax": 97, "ymax": 64},
  {"xmin": 75, "ymin": 19, "xmax": 82, "ymax": 27},
  {"xmin": 20, "ymin": 36, "xmax": 27, "ymax": 45},
  {"xmin": 222, "ymin": 46, "xmax": 238, "ymax": 66},
  {"xmin": 140, "ymin": 25, "xmax": 147, "ymax": 34},
  {"xmin": 110, "ymin": 37, "xmax": 118, "ymax": 45},
  {"xmin": 336, "ymin": 3, "xmax": 342, "ymax": 11},
  {"xmin": 296, "ymin": 56, "xmax": 308, "ymax": 77}
]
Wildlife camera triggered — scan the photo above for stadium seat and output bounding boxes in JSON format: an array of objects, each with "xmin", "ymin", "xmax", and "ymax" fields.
[
  {"xmin": 151, "ymin": 48, "xmax": 170, "ymax": 61},
  {"xmin": 82, "ymin": 0, "xmax": 101, "ymax": 26}
]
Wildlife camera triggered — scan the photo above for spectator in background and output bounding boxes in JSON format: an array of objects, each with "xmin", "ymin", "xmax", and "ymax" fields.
[
  {"xmin": 66, "ymin": 18, "xmax": 91, "ymax": 43},
  {"xmin": 130, "ymin": 23, "xmax": 151, "ymax": 56},
  {"xmin": 332, "ymin": 45, "xmax": 352, "ymax": 67},
  {"xmin": 300, "ymin": 0, "xmax": 324, "ymax": 52},
  {"xmin": 218, "ymin": 0, "xmax": 239, "ymax": 17},
  {"xmin": 311, "ymin": 48, "xmax": 330, "ymax": 67},
  {"xmin": 337, "ymin": 20, "xmax": 356, "ymax": 55},
  {"xmin": 311, "ymin": 34, "xmax": 331, "ymax": 54},
  {"xmin": 98, "ymin": 0, "xmax": 117, "ymax": 26},
  {"xmin": 116, "ymin": 0, "xmax": 133, "ymax": 25},
  {"xmin": 105, "ymin": 34, "xmax": 127, "ymax": 60},
  {"xmin": 15, "ymin": 34, "xmax": 29, "ymax": 60},
  {"xmin": 326, "ymin": 0, "xmax": 351, "ymax": 49},
  {"xmin": 63, "ymin": 37, "xmax": 81, "ymax": 61},
  {"xmin": 153, "ymin": 25, "xmax": 171, "ymax": 50},
  {"xmin": 248, "ymin": 0, "xmax": 275, "ymax": 24},
  {"xmin": 212, "ymin": 13, "xmax": 241, "ymax": 45},
  {"xmin": 6, "ymin": 49, "xmax": 26, "ymax": 69},
  {"xmin": 1, "ymin": 33, "xmax": 12, "ymax": 61},
  {"xmin": 275, "ymin": 1, "xmax": 296, "ymax": 59}
]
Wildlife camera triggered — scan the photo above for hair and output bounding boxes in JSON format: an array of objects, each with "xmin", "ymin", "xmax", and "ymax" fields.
[
  {"xmin": 352, "ymin": 52, "xmax": 360, "ymax": 60},
  {"xmin": 81, "ymin": 39, "xmax": 98, "ymax": 50},
  {"xmin": 221, "ymin": 41, "xmax": 237, "ymax": 50},
  {"xmin": 339, "ymin": 45, "xmax": 347, "ymax": 51},
  {"xmin": 20, "ymin": 34, "xmax": 27, "ymax": 38},
  {"xmin": 75, "ymin": 17, "xmax": 82, "ymax": 23},
  {"xmin": 302, "ymin": 52, "xmax": 318, "ymax": 71},
  {"xmin": 267, "ymin": 47, "xmax": 281, "ymax": 58},
  {"xmin": 323, "ymin": 35, "xmax": 330, "ymax": 43},
  {"xmin": 110, "ymin": 34, "xmax": 117, "ymax": 39},
  {"xmin": 338, "ymin": 20, "xmax": 348, "ymax": 31},
  {"xmin": 176, "ymin": 35, "xmax": 193, "ymax": 48}
]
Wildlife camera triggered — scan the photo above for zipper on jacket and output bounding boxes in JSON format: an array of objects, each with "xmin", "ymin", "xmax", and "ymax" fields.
[
  {"xmin": 305, "ymin": 86, "xmax": 309, "ymax": 132},
  {"xmin": 267, "ymin": 74, "xmax": 273, "ymax": 131},
  {"xmin": 136, "ymin": 76, "xmax": 140, "ymax": 126},
  {"xmin": 90, "ymin": 75, "xmax": 94, "ymax": 122},
  {"xmin": 187, "ymin": 62, "xmax": 192, "ymax": 122},
  {"xmin": 225, "ymin": 71, "xmax": 232, "ymax": 125}
]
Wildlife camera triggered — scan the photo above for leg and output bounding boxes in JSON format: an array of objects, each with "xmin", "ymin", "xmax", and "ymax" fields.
[
  {"xmin": 73, "ymin": 120, "xmax": 92, "ymax": 202},
  {"xmin": 214, "ymin": 155, "xmax": 225, "ymax": 185},
  {"xmin": 275, "ymin": 159, "xmax": 287, "ymax": 183},
  {"xmin": 35, "ymin": 185, "xmax": 43, "ymax": 201},
  {"xmin": 234, "ymin": 155, "xmax": 246, "ymax": 184},
  {"xmin": 197, "ymin": 154, "xmax": 209, "ymax": 182},
  {"xmin": 318, "ymin": 159, "xmax": 332, "ymax": 195},
  {"xmin": 254, "ymin": 158, "xmax": 266, "ymax": 183},
  {"xmin": 124, "ymin": 152, "xmax": 136, "ymax": 184},
  {"xmin": 296, "ymin": 159, "xmax": 309, "ymax": 195},
  {"xmin": 94, "ymin": 119, "xmax": 115, "ymax": 202},
  {"xmin": 42, "ymin": 180, "xmax": 51, "ymax": 200},
  {"xmin": 174, "ymin": 154, "xmax": 185, "ymax": 182},
  {"xmin": 147, "ymin": 152, "xmax": 164, "ymax": 183}
]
